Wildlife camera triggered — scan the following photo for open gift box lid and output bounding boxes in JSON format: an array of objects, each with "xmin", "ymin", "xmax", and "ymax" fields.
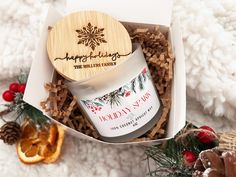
[{"xmin": 23, "ymin": 3, "xmax": 186, "ymax": 145}]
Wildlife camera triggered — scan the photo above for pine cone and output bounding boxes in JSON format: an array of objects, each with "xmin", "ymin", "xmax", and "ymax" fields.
[
  {"xmin": 222, "ymin": 151, "xmax": 236, "ymax": 177},
  {"xmin": 193, "ymin": 149, "xmax": 236, "ymax": 177},
  {"xmin": 0, "ymin": 121, "xmax": 21, "ymax": 145},
  {"xmin": 192, "ymin": 149, "xmax": 224, "ymax": 177}
]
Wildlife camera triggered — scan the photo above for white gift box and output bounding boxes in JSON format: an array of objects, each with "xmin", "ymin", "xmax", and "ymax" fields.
[{"xmin": 23, "ymin": 0, "xmax": 186, "ymax": 145}]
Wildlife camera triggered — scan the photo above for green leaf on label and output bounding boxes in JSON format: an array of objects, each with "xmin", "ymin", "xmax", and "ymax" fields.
[
  {"xmin": 138, "ymin": 75, "xmax": 144, "ymax": 90},
  {"xmin": 94, "ymin": 102, "xmax": 103, "ymax": 106},
  {"xmin": 131, "ymin": 79, "xmax": 136, "ymax": 93}
]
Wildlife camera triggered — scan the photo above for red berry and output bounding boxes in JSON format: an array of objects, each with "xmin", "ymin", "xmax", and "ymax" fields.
[
  {"xmin": 2, "ymin": 90, "xmax": 14, "ymax": 102},
  {"xmin": 9, "ymin": 83, "xmax": 19, "ymax": 92},
  {"xmin": 18, "ymin": 83, "xmax": 26, "ymax": 93},
  {"xmin": 197, "ymin": 126, "xmax": 216, "ymax": 144},
  {"xmin": 182, "ymin": 150, "xmax": 197, "ymax": 165}
]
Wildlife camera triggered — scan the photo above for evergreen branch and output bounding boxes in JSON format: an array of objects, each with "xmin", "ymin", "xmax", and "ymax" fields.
[
  {"xmin": 145, "ymin": 139, "xmax": 194, "ymax": 177},
  {"xmin": 0, "ymin": 108, "xmax": 11, "ymax": 117},
  {"xmin": 15, "ymin": 109, "xmax": 24, "ymax": 121},
  {"xmin": 23, "ymin": 104, "xmax": 48, "ymax": 126},
  {"xmin": 107, "ymin": 92, "xmax": 122, "ymax": 108},
  {"xmin": 0, "ymin": 71, "xmax": 48, "ymax": 127},
  {"xmin": 17, "ymin": 70, "xmax": 28, "ymax": 84},
  {"xmin": 145, "ymin": 123, "xmax": 220, "ymax": 177}
]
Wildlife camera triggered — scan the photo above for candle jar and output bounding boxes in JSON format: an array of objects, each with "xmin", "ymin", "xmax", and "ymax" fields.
[{"xmin": 67, "ymin": 45, "xmax": 162, "ymax": 142}]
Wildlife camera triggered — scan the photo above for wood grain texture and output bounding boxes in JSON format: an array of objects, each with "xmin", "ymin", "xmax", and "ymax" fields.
[{"xmin": 47, "ymin": 11, "xmax": 132, "ymax": 81}]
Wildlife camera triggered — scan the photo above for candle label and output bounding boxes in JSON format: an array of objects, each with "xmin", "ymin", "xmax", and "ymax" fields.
[{"xmin": 81, "ymin": 67, "xmax": 161, "ymax": 137}]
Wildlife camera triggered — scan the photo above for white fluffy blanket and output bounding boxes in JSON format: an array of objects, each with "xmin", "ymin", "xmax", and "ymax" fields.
[
  {"xmin": 0, "ymin": 0, "xmax": 236, "ymax": 177},
  {"xmin": 173, "ymin": 0, "xmax": 236, "ymax": 120}
]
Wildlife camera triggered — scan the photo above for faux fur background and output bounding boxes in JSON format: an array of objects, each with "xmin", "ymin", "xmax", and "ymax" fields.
[{"xmin": 0, "ymin": 0, "xmax": 236, "ymax": 177}]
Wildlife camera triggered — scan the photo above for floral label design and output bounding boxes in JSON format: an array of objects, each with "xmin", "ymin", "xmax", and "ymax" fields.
[
  {"xmin": 80, "ymin": 67, "xmax": 161, "ymax": 137},
  {"xmin": 82, "ymin": 68, "xmax": 150, "ymax": 113}
]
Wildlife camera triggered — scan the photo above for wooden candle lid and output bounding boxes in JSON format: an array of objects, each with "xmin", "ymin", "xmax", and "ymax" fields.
[{"xmin": 47, "ymin": 11, "xmax": 132, "ymax": 81}]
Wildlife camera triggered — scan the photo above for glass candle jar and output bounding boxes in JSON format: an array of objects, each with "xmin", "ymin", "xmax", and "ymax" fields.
[{"xmin": 67, "ymin": 45, "xmax": 162, "ymax": 142}]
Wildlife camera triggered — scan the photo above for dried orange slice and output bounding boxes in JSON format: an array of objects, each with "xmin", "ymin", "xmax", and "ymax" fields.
[
  {"xmin": 21, "ymin": 121, "xmax": 38, "ymax": 139},
  {"xmin": 47, "ymin": 124, "xmax": 58, "ymax": 145},
  {"xmin": 16, "ymin": 121, "xmax": 65, "ymax": 165},
  {"xmin": 17, "ymin": 139, "xmax": 45, "ymax": 164},
  {"xmin": 43, "ymin": 125, "xmax": 65, "ymax": 163}
]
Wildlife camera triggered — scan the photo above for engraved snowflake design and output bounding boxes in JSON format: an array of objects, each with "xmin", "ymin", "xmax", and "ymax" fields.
[{"xmin": 75, "ymin": 23, "xmax": 107, "ymax": 50}]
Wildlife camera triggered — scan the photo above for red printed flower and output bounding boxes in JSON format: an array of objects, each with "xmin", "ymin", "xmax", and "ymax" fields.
[
  {"xmin": 142, "ymin": 68, "xmax": 147, "ymax": 74},
  {"xmin": 125, "ymin": 91, "xmax": 131, "ymax": 97}
]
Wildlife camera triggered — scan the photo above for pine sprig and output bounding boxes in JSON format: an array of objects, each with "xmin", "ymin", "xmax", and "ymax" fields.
[
  {"xmin": 17, "ymin": 70, "xmax": 28, "ymax": 84},
  {"xmin": 1, "ymin": 71, "xmax": 49, "ymax": 127},
  {"xmin": 146, "ymin": 140, "xmax": 193, "ymax": 177},
  {"xmin": 23, "ymin": 104, "xmax": 48, "ymax": 126},
  {"xmin": 145, "ymin": 123, "xmax": 219, "ymax": 177},
  {"xmin": 107, "ymin": 91, "xmax": 122, "ymax": 107}
]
